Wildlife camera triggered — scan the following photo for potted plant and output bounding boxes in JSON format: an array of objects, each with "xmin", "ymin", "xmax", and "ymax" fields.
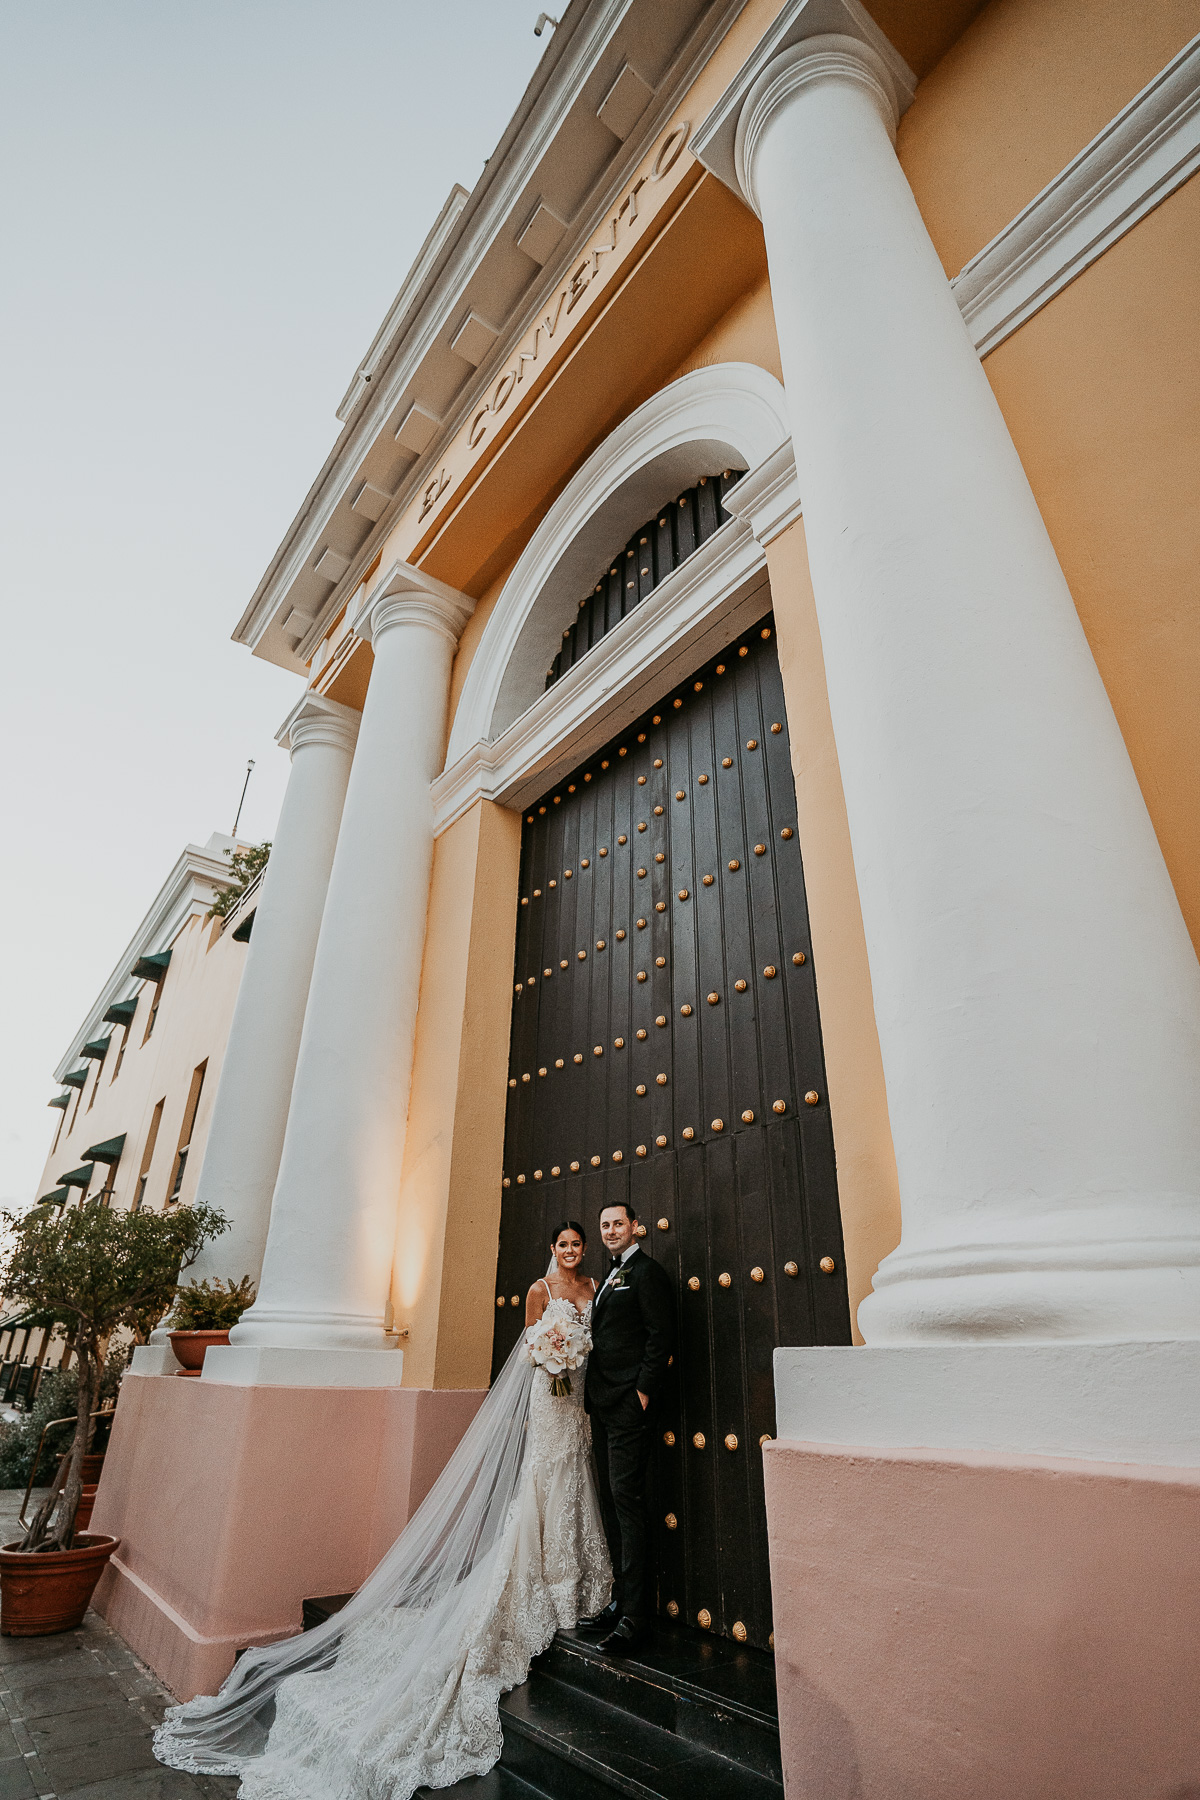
[
  {"xmin": 167, "ymin": 1276, "xmax": 256, "ymax": 1375},
  {"xmin": 0, "ymin": 1199, "xmax": 227, "ymax": 1635}
]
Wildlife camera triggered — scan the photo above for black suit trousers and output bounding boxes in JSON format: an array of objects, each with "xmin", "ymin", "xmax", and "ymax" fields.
[{"xmin": 590, "ymin": 1387, "xmax": 653, "ymax": 1623}]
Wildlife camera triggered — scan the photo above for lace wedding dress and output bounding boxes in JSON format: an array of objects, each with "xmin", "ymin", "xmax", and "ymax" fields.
[{"xmin": 154, "ymin": 1294, "xmax": 611, "ymax": 1799}]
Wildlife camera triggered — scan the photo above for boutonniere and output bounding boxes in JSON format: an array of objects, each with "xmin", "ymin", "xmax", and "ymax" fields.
[{"xmin": 609, "ymin": 1272, "xmax": 628, "ymax": 1290}]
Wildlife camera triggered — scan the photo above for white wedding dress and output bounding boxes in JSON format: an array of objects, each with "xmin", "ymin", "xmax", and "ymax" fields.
[{"xmin": 155, "ymin": 1293, "xmax": 611, "ymax": 1800}]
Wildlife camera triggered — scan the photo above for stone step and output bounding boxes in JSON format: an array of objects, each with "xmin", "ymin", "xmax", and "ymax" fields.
[
  {"xmin": 537, "ymin": 1625, "xmax": 781, "ymax": 1786},
  {"xmin": 499, "ymin": 1667, "xmax": 782, "ymax": 1800}
]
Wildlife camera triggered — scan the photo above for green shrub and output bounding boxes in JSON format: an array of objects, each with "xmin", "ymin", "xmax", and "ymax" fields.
[
  {"xmin": 0, "ymin": 1348, "xmax": 128, "ymax": 1491},
  {"xmin": 170, "ymin": 1276, "xmax": 256, "ymax": 1331}
]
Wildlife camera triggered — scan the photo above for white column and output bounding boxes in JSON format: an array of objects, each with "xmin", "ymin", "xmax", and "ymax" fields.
[
  {"xmin": 208, "ymin": 565, "xmax": 474, "ymax": 1383},
  {"xmin": 719, "ymin": 34, "xmax": 1200, "ymax": 1342},
  {"xmin": 186, "ymin": 694, "xmax": 360, "ymax": 1286},
  {"xmin": 133, "ymin": 695, "xmax": 360, "ymax": 1377}
]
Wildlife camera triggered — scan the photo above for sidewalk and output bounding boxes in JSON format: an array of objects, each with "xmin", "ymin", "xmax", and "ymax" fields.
[{"xmin": 0, "ymin": 1490, "xmax": 239, "ymax": 1800}]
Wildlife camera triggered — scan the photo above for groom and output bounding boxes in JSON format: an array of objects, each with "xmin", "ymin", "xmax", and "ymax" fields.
[{"xmin": 582, "ymin": 1200, "xmax": 675, "ymax": 1653}]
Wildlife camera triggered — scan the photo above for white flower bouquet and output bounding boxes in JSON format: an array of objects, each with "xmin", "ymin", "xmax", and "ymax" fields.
[{"xmin": 524, "ymin": 1309, "xmax": 592, "ymax": 1397}]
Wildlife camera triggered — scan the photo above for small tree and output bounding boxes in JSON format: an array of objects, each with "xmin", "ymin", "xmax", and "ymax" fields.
[
  {"xmin": 0, "ymin": 1202, "xmax": 228, "ymax": 1551},
  {"xmin": 206, "ymin": 841, "xmax": 271, "ymax": 921}
]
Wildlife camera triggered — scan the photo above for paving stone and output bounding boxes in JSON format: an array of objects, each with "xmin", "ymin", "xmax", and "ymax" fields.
[
  {"xmin": 0, "ymin": 1760, "xmax": 35, "ymax": 1800},
  {"xmin": 37, "ymin": 1720, "xmax": 161, "ymax": 1792},
  {"xmin": 54, "ymin": 1768, "xmax": 224, "ymax": 1799},
  {"xmin": 28, "ymin": 1697, "xmax": 148, "ymax": 1752},
  {"xmin": 3, "ymin": 1669, "xmax": 115, "ymax": 1720},
  {"xmin": 0, "ymin": 1726, "xmax": 20, "ymax": 1759}
]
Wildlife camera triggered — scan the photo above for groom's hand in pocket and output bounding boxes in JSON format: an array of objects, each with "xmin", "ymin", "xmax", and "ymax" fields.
[{"xmin": 637, "ymin": 1391, "xmax": 649, "ymax": 1410}]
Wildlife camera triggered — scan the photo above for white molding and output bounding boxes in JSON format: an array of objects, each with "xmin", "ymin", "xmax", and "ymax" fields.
[
  {"xmin": 446, "ymin": 363, "xmax": 791, "ymax": 764},
  {"xmin": 952, "ymin": 33, "xmax": 1200, "ymax": 357},
  {"xmin": 433, "ymin": 517, "xmax": 771, "ymax": 834},
  {"xmin": 691, "ymin": 0, "xmax": 916, "ymax": 195},
  {"xmin": 274, "ymin": 690, "xmax": 361, "ymax": 756},
  {"xmin": 52, "ymin": 834, "xmax": 247, "ymax": 1083},
  {"xmin": 721, "ymin": 437, "xmax": 801, "ymax": 543}
]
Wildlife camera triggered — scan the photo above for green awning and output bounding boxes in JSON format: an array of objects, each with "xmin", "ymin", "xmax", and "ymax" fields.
[
  {"xmin": 84, "ymin": 1134, "xmax": 125, "ymax": 1165},
  {"xmin": 37, "ymin": 1189, "xmax": 68, "ymax": 1206},
  {"xmin": 48, "ymin": 1094, "xmax": 70, "ymax": 1110},
  {"xmin": 81, "ymin": 1036, "xmax": 111, "ymax": 1062},
  {"xmin": 0, "ymin": 1309, "xmax": 38, "ymax": 1332},
  {"xmin": 62, "ymin": 1068, "xmax": 88, "ymax": 1089},
  {"xmin": 231, "ymin": 907, "xmax": 256, "ymax": 943},
  {"xmin": 131, "ymin": 948, "xmax": 172, "ymax": 983},
  {"xmin": 103, "ymin": 997, "xmax": 138, "ymax": 1027},
  {"xmin": 58, "ymin": 1164, "xmax": 94, "ymax": 1189}
]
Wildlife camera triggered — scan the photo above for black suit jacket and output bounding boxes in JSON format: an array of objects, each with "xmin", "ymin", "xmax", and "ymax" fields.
[{"xmin": 585, "ymin": 1247, "xmax": 675, "ymax": 1413}]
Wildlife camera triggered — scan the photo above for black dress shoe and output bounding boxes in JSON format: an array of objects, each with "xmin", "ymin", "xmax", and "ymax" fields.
[
  {"xmin": 577, "ymin": 1600, "xmax": 620, "ymax": 1633},
  {"xmin": 598, "ymin": 1616, "xmax": 646, "ymax": 1655}
]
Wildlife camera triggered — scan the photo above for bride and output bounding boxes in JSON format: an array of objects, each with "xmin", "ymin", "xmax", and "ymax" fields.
[{"xmin": 154, "ymin": 1221, "xmax": 612, "ymax": 1798}]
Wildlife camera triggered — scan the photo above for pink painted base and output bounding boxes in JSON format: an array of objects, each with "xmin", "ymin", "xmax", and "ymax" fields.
[
  {"xmin": 764, "ymin": 1440, "xmax": 1200, "ymax": 1800},
  {"xmin": 89, "ymin": 1376, "xmax": 483, "ymax": 1699}
]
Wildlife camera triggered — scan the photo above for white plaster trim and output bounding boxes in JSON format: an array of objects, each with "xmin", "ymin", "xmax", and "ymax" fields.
[
  {"xmin": 721, "ymin": 437, "xmax": 801, "ymax": 544},
  {"xmin": 433, "ymin": 518, "xmax": 771, "ymax": 833},
  {"xmin": 774, "ymin": 1343, "xmax": 1200, "ymax": 1468},
  {"xmin": 52, "ymin": 833, "xmax": 249, "ymax": 1083},
  {"xmin": 953, "ymin": 34, "xmax": 1200, "ymax": 357},
  {"xmin": 200, "ymin": 1344, "xmax": 406, "ymax": 1388},
  {"xmin": 446, "ymin": 364, "xmax": 791, "ymax": 763}
]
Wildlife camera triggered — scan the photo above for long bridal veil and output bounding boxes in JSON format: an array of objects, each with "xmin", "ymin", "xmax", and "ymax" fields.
[{"xmin": 154, "ymin": 1316, "xmax": 540, "ymax": 1778}]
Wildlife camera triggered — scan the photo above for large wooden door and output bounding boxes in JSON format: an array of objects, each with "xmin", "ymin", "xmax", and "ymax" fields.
[{"xmin": 492, "ymin": 612, "xmax": 851, "ymax": 1649}]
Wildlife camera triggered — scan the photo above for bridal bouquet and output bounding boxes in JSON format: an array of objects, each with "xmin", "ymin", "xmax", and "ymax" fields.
[{"xmin": 524, "ymin": 1310, "xmax": 592, "ymax": 1397}]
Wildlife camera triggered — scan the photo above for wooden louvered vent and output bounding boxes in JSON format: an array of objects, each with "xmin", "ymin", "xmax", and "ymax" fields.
[{"xmin": 545, "ymin": 470, "xmax": 745, "ymax": 690}]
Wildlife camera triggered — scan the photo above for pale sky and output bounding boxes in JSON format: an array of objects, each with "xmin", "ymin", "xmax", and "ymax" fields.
[{"xmin": 0, "ymin": 1, "xmax": 548, "ymax": 1205}]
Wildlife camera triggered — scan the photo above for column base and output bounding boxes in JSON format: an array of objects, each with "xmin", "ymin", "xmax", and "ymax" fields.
[
  {"xmin": 764, "ymin": 1439, "xmax": 1200, "ymax": 1799},
  {"xmin": 90, "ymin": 1374, "xmax": 484, "ymax": 1698},
  {"xmin": 128, "ymin": 1344, "xmax": 182, "ymax": 1377},
  {"xmin": 773, "ymin": 1340, "xmax": 1200, "ymax": 1464},
  {"xmin": 201, "ymin": 1345, "xmax": 405, "ymax": 1387}
]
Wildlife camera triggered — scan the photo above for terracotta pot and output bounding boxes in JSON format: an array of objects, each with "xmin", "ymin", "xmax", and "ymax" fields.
[
  {"xmin": 75, "ymin": 1485, "xmax": 99, "ymax": 1531},
  {"xmin": 81, "ymin": 1453, "xmax": 105, "ymax": 1484},
  {"xmin": 168, "ymin": 1329, "xmax": 230, "ymax": 1375},
  {"xmin": 0, "ymin": 1534, "xmax": 120, "ymax": 1635}
]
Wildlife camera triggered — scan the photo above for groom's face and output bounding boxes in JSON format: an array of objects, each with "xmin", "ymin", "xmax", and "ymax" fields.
[{"xmin": 600, "ymin": 1205, "xmax": 635, "ymax": 1254}]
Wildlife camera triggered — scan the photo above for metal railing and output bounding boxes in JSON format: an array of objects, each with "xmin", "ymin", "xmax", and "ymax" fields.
[{"xmin": 219, "ymin": 869, "xmax": 264, "ymax": 937}]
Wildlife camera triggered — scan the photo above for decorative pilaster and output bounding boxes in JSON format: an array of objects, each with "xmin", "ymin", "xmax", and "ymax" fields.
[
  {"xmin": 698, "ymin": 29, "xmax": 1200, "ymax": 1342},
  {"xmin": 208, "ymin": 564, "xmax": 475, "ymax": 1382}
]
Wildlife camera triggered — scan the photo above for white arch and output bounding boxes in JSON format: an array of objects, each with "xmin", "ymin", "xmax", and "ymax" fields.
[{"xmin": 446, "ymin": 363, "xmax": 790, "ymax": 762}]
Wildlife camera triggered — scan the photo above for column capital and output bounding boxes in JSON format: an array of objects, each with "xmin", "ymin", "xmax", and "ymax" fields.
[
  {"xmin": 692, "ymin": 0, "xmax": 915, "ymax": 213},
  {"xmin": 355, "ymin": 560, "xmax": 475, "ymax": 650},
  {"xmin": 275, "ymin": 691, "xmax": 361, "ymax": 758}
]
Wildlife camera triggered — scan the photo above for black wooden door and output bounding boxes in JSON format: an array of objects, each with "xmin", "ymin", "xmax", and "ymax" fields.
[{"xmin": 492, "ymin": 613, "xmax": 851, "ymax": 1649}]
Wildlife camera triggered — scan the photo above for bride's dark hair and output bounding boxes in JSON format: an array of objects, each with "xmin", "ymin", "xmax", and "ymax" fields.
[{"xmin": 551, "ymin": 1219, "xmax": 587, "ymax": 1247}]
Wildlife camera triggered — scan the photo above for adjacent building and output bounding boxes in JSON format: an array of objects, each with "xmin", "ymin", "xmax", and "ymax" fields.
[
  {"xmin": 84, "ymin": 2, "xmax": 1200, "ymax": 1792},
  {"xmin": 4, "ymin": 835, "xmax": 254, "ymax": 1393}
]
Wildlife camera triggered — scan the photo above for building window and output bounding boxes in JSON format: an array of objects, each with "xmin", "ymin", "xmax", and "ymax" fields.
[
  {"xmin": 167, "ymin": 1062, "xmax": 206, "ymax": 1206},
  {"xmin": 133, "ymin": 1098, "xmax": 164, "ymax": 1213},
  {"xmin": 111, "ymin": 1025, "xmax": 129, "ymax": 1082},
  {"xmin": 51, "ymin": 1105, "xmax": 68, "ymax": 1156},
  {"xmin": 86, "ymin": 1060, "xmax": 102, "ymax": 1112},
  {"xmin": 142, "ymin": 978, "xmax": 165, "ymax": 1043}
]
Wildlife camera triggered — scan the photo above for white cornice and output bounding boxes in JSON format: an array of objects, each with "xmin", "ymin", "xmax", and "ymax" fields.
[
  {"xmin": 432, "ymin": 517, "xmax": 770, "ymax": 833},
  {"xmin": 52, "ymin": 834, "xmax": 248, "ymax": 1083},
  {"xmin": 235, "ymin": 0, "xmax": 752, "ymax": 672},
  {"xmin": 951, "ymin": 32, "xmax": 1200, "ymax": 357}
]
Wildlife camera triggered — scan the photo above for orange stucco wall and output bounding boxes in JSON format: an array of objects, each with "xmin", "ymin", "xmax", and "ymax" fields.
[{"xmin": 897, "ymin": 0, "xmax": 1200, "ymax": 952}]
